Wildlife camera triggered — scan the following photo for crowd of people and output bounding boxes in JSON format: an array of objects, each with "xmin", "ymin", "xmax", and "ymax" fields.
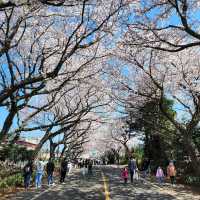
[
  {"xmin": 121, "ymin": 157, "xmax": 177, "ymax": 187},
  {"xmin": 78, "ymin": 159, "xmax": 94, "ymax": 176},
  {"xmin": 22, "ymin": 158, "xmax": 97, "ymax": 190},
  {"xmin": 23, "ymin": 158, "xmax": 74, "ymax": 190},
  {"xmin": 22, "ymin": 156, "xmax": 177, "ymax": 191}
]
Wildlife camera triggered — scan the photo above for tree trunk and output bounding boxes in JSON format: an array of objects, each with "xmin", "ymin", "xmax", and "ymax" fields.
[
  {"xmin": 123, "ymin": 142, "xmax": 131, "ymax": 158},
  {"xmin": 32, "ymin": 135, "xmax": 48, "ymax": 160},
  {"xmin": 60, "ymin": 146, "xmax": 67, "ymax": 159},
  {"xmin": 1, "ymin": 106, "xmax": 17, "ymax": 142},
  {"xmin": 183, "ymin": 133, "xmax": 200, "ymax": 176},
  {"xmin": 49, "ymin": 139, "xmax": 57, "ymax": 159}
]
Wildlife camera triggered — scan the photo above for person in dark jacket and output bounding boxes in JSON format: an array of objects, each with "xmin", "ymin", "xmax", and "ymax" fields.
[
  {"xmin": 142, "ymin": 158, "xmax": 150, "ymax": 179},
  {"xmin": 60, "ymin": 159, "xmax": 68, "ymax": 183},
  {"xmin": 23, "ymin": 160, "xmax": 33, "ymax": 190},
  {"xmin": 128, "ymin": 157, "xmax": 137, "ymax": 183},
  {"xmin": 88, "ymin": 160, "xmax": 93, "ymax": 175},
  {"xmin": 46, "ymin": 158, "xmax": 55, "ymax": 186}
]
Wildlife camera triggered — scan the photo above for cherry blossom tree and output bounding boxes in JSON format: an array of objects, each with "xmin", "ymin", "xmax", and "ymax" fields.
[
  {"xmin": 24, "ymin": 75, "xmax": 111, "ymax": 158},
  {"xmin": 0, "ymin": 0, "xmax": 91, "ymax": 9},
  {"xmin": 109, "ymin": 118, "xmax": 131, "ymax": 156},
  {"xmin": 113, "ymin": 44, "xmax": 200, "ymax": 174},
  {"xmin": 47, "ymin": 120, "xmax": 91, "ymax": 160},
  {"xmin": 0, "ymin": 0, "xmax": 127, "ymax": 141},
  {"xmin": 124, "ymin": 0, "xmax": 200, "ymax": 52}
]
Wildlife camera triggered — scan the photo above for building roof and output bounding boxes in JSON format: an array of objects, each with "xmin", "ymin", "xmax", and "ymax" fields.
[{"xmin": 15, "ymin": 140, "xmax": 37, "ymax": 149}]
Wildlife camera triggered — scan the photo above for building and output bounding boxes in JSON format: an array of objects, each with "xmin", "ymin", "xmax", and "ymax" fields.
[
  {"xmin": 15, "ymin": 140, "xmax": 37, "ymax": 150},
  {"xmin": 15, "ymin": 137, "xmax": 40, "ymax": 150}
]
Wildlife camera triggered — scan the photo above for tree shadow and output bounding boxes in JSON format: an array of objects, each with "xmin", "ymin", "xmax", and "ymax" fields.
[
  {"xmin": 103, "ymin": 166, "xmax": 177, "ymax": 200},
  {"xmin": 6, "ymin": 166, "xmax": 200, "ymax": 200},
  {"xmin": 8, "ymin": 168, "xmax": 104, "ymax": 200}
]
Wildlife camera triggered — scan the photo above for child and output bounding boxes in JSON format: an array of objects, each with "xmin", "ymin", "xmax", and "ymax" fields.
[
  {"xmin": 121, "ymin": 167, "xmax": 128, "ymax": 184},
  {"xmin": 134, "ymin": 168, "xmax": 139, "ymax": 180},
  {"xmin": 156, "ymin": 166, "xmax": 165, "ymax": 184}
]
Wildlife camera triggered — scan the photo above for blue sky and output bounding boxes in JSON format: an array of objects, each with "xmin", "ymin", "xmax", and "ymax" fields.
[{"xmin": 1, "ymin": 1, "xmax": 199, "ymax": 142}]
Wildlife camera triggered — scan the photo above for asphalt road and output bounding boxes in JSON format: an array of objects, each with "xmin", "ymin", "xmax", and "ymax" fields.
[
  {"xmin": 102, "ymin": 166, "xmax": 200, "ymax": 200},
  {"xmin": 5, "ymin": 165, "xmax": 200, "ymax": 200}
]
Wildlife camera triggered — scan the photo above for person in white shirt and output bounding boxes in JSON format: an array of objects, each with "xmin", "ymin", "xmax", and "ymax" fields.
[{"xmin": 68, "ymin": 162, "xmax": 73, "ymax": 175}]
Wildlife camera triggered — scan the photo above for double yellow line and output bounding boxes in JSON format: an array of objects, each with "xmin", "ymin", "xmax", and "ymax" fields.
[{"xmin": 101, "ymin": 171, "xmax": 110, "ymax": 200}]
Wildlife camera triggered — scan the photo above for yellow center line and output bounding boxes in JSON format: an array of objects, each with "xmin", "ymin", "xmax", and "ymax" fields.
[{"xmin": 101, "ymin": 171, "xmax": 110, "ymax": 200}]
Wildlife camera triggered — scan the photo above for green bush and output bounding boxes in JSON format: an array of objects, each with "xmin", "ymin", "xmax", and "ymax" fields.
[
  {"xmin": 0, "ymin": 144, "xmax": 34, "ymax": 162},
  {"xmin": 0, "ymin": 173, "xmax": 24, "ymax": 189},
  {"xmin": 6, "ymin": 176, "xmax": 15, "ymax": 187},
  {"xmin": 0, "ymin": 180, "xmax": 8, "ymax": 190},
  {"xmin": 120, "ymin": 160, "xmax": 128, "ymax": 165},
  {"xmin": 185, "ymin": 176, "xmax": 200, "ymax": 185},
  {"xmin": 14, "ymin": 174, "xmax": 24, "ymax": 186},
  {"xmin": 119, "ymin": 156, "xmax": 128, "ymax": 165}
]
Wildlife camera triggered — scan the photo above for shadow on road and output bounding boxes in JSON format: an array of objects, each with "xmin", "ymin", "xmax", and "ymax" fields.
[
  {"xmin": 5, "ymin": 166, "xmax": 200, "ymax": 200},
  {"xmin": 8, "ymin": 168, "xmax": 104, "ymax": 200},
  {"xmin": 102, "ymin": 166, "xmax": 200, "ymax": 200}
]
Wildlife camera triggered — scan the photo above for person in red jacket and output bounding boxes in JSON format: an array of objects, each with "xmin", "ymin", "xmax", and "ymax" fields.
[{"xmin": 121, "ymin": 167, "xmax": 129, "ymax": 184}]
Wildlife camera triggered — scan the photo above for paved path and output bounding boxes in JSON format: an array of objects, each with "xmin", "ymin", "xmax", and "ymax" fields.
[
  {"xmin": 102, "ymin": 165, "xmax": 200, "ymax": 200},
  {"xmin": 7, "ymin": 168, "xmax": 104, "ymax": 200},
  {"xmin": 4, "ymin": 166, "xmax": 200, "ymax": 200}
]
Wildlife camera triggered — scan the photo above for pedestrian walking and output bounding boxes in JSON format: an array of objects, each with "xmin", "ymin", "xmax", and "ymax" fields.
[
  {"xmin": 167, "ymin": 162, "xmax": 176, "ymax": 186},
  {"xmin": 68, "ymin": 162, "xmax": 73, "ymax": 175},
  {"xmin": 35, "ymin": 159, "xmax": 45, "ymax": 188},
  {"xmin": 88, "ymin": 160, "xmax": 93, "ymax": 175},
  {"xmin": 46, "ymin": 158, "xmax": 55, "ymax": 186},
  {"xmin": 141, "ymin": 158, "xmax": 150, "ymax": 179},
  {"xmin": 23, "ymin": 160, "xmax": 33, "ymax": 190},
  {"xmin": 60, "ymin": 158, "xmax": 68, "ymax": 183},
  {"xmin": 156, "ymin": 166, "xmax": 165, "ymax": 185},
  {"xmin": 128, "ymin": 157, "xmax": 137, "ymax": 183},
  {"xmin": 134, "ymin": 167, "xmax": 139, "ymax": 180},
  {"xmin": 121, "ymin": 167, "xmax": 128, "ymax": 184},
  {"xmin": 80, "ymin": 165, "xmax": 87, "ymax": 177}
]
